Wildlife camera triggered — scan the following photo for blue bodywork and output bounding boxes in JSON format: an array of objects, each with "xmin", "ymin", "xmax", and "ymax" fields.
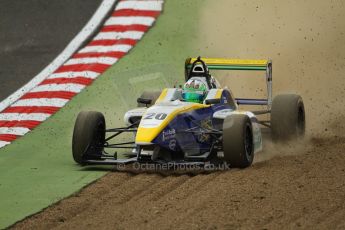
[{"xmin": 152, "ymin": 90, "xmax": 233, "ymax": 155}]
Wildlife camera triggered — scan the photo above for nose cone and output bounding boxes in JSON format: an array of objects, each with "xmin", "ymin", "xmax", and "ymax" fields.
[
  {"xmin": 135, "ymin": 102, "xmax": 209, "ymax": 144},
  {"xmin": 135, "ymin": 126, "xmax": 161, "ymax": 144}
]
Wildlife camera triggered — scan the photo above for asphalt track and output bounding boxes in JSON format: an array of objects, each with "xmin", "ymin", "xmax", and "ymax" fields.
[
  {"xmin": 0, "ymin": 0, "xmax": 104, "ymax": 227},
  {"xmin": 5, "ymin": 0, "xmax": 345, "ymax": 229},
  {"xmin": 0, "ymin": 0, "xmax": 101, "ymax": 101}
]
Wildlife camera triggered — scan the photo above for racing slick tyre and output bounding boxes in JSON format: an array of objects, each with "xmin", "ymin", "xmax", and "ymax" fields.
[
  {"xmin": 271, "ymin": 94, "xmax": 305, "ymax": 141},
  {"xmin": 137, "ymin": 91, "xmax": 161, "ymax": 107},
  {"xmin": 72, "ymin": 111, "xmax": 106, "ymax": 165},
  {"xmin": 222, "ymin": 114, "xmax": 254, "ymax": 168}
]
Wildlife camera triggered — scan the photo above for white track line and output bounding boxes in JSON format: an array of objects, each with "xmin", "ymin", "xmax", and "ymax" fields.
[
  {"xmin": 13, "ymin": 99, "xmax": 69, "ymax": 107},
  {"xmin": 0, "ymin": 127, "xmax": 30, "ymax": 136},
  {"xmin": 0, "ymin": 113, "xmax": 51, "ymax": 121},
  {"xmin": 116, "ymin": 1, "xmax": 163, "ymax": 11},
  {"xmin": 78, "ymin": 44, "xmax": 132, "ymax": 53},
  {"xmin": 94, "ymin": 31, "xmax": 144, "ymax": 40},
  {"xmin": 47, "ymin": 71, "xmax": 99, "ymax": 80},
  {"xmin": 0, "ymin": 141, "xmax": 10, "ymax": 148},
  {"xmin": 31, "ymin": 84, "xmax": 86, "ymax": 93},
  {"xmin": 65, "ymin": 57, "xmax": 118, "ymax": 65},
  {"xmin": 105, "ymin": 16, "xmax": 156, "ymax": 26},
  {"xmin": 0, "ymin": 0, "xmax": 117, "ymax": 113}
]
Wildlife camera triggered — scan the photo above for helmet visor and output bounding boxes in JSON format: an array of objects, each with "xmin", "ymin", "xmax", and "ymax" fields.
[{"xmin": 182, "ymin": 91, "xmax": 205, "ymax": 103}]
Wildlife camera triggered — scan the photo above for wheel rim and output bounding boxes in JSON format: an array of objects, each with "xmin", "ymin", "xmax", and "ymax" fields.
[
  {"xmin": 95, "ymin": 121, "xmax": 105, "ymax": 147},
  {"xmin": 86, "ymin": 121, "xmax": 105, "ymax": 159},
  {"xmin": 244, "ymin": 125, "xmax": 253, "ymax": 157}
]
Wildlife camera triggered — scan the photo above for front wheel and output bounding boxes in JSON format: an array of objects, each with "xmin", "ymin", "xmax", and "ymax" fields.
[
  {"xmin": 72, "ymin": 111, "xmax": 106, "ymax": 165},
  {"xmin": 222, "ymin": 114, "xmax": 254, "ymax": 168}
]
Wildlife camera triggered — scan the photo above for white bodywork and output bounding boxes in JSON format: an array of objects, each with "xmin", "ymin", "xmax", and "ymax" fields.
[{"xmin": 124, "ymin": 107, "xmax": 147, "ymax": 126}]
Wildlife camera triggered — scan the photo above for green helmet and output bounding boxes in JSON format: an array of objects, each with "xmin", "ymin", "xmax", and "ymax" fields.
[{"xmin": 182, "ymin": 79, "xmax": 207, "ymax": 103}]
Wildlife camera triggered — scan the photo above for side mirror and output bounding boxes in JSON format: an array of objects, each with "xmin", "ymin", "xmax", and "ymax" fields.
[
  {"xmin": 137, "ymin": 98, "xmax": 152, "ymax": 107},
  {"xmin": 205, "ymin": 98, "xmax": 221, "ymax": 105}
]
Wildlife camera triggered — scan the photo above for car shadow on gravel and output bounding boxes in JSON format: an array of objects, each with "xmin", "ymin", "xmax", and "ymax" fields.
[{"xmin": 80, "ymin": 164, "xmax": 230, "ymax": 177}]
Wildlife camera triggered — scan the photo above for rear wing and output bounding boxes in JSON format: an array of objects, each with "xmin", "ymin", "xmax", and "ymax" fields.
[{"xmin": 185, "ymin": 57, "xmax": 273, "ymax": 109}]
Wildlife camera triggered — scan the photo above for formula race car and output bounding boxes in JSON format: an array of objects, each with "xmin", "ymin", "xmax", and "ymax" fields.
[{"xmin": 72, "ymin": 57, "xmax": 305, "ymax": 168}]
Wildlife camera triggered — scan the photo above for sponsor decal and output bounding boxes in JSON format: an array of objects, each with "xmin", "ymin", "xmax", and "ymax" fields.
[
  {"xmin": 162, "ymin": 128, "xmax": 176, "ymax": 141},
  {"xmin": 169, "ymin": 139, "xmax": 177, "ymax": 151},
  {"xmin": 200, "ymin": 118, "xmax": 212, "ymax": 129},
  {"xmin": 197, "ymin": 118, "xmax": 212, "ymax": 142}
]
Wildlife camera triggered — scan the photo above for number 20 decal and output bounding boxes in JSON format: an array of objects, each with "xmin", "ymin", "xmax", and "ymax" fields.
[{"xmin": 144, "ymin": 113, "xmax": 167, "ymax": 120}]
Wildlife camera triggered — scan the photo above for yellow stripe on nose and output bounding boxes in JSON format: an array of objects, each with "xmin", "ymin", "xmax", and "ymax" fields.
[{"xmin": 135, "ymin": 103, "xmax": 210, "ymax": 144}]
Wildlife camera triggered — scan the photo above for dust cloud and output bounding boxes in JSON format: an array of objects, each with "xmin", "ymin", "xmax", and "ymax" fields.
[{"xmin": 198, "ymin": 0, "xmax": 345, "ymax": 139}]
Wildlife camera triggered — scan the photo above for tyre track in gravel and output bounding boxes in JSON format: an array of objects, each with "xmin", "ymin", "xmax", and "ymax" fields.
[{"xmin": 11, "ymin": 136, "xmax": 345, "ymax": 229}]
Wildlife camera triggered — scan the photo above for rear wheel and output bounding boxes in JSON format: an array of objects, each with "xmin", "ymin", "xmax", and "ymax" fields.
[
  {"xmin": 222, "ymin": 114, "xmax": 254, "ymax": 168},
  {"xmin": 271, "ymin": 94, "xmax": 305, "ymax": 141},
  {"xmin": 72, "ymin": 111, "xmax": 105, "ymax": 165},
  {"xmin": 137, "ymin": 91, "xmax": 161, "ymax": 107}
]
